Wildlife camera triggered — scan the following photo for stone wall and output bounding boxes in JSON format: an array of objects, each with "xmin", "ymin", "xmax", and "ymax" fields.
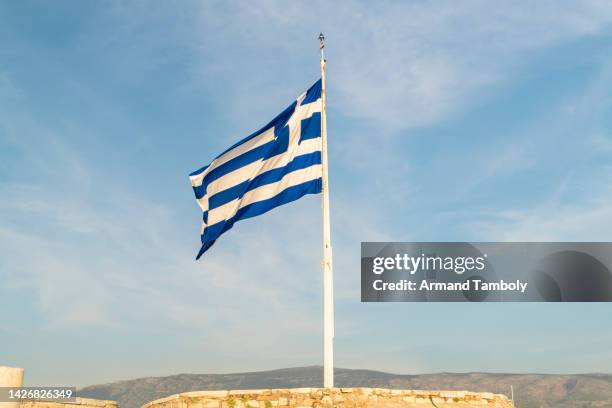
[
  {"xmin": 0, "ymin": 366, "xmax": 25, "ymax": 408},
  {"xmin": 21, "ymin": 398, "xmax": 118, "ymax": 408},
  {"xmin": 142, "ymin": 388, "xmax": 515, "ymax": 408}
]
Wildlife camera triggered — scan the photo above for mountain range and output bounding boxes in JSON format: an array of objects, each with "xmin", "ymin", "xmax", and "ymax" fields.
[{"xmin": 78, "ymin": 366, "xmax": 612, "ymax": 408}]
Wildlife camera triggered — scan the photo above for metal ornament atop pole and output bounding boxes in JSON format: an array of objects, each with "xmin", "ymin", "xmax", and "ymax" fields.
[{"xmin": 318, "ymin": 32, "xmax": 335, "ymax": 389}]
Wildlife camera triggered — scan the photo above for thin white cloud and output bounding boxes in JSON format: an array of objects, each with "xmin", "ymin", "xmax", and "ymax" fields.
[
  {"xmin": 177, "ymin": 0, "xmax": 612, "ymax": 132},
  {"xmin": 470, "ymin": 180, "xmax": 612, "ymax": 241},
  {"xmin": 460, "ymin": 59, "xmax": 612, "ymax": 240}
]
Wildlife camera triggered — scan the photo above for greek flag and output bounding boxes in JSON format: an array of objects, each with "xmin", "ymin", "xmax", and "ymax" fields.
[{"xmin": 189, "ymin": 79, "xmax": 323, "ymax": 259}]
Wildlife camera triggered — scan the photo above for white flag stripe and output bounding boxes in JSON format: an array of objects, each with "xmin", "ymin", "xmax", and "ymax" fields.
[
  {"xmin": 188, "ymin": 128, "xmax": 274, "ymax": 188},
  {"xmin": 190, "ymin": 78, "xmax": 323, "ymax": 259},
  {"xmin": 196, "ymin": 195, "xmax": 209, "ymax": 213},
  {"xmin": 202, "ymin": 160, "xmax": 262, "ymax": 205},
  {"xmin": 189, "ymin": 165, "xmax": 209, "ymax": 187},
  {"xmin": 208, "ymin": 134, "xmax": 319, "ymax": 195},
  {"xmin": 206, "ymin": 164, "xmax": 322, "ymax": 226},
  {"xmin": 196, "ymin": 135, "xmax": 321, "ymax": 211},
  {"xmin": 203, "ymin": 127, "xmax": 276, "ymax": 183},
  {"xmin": 198, "ymin": 101, "xmax": 321, "ymax": 196},
  {"xmin": 189, "ymin": 94, "xmax": 317, "ymax": 189}
]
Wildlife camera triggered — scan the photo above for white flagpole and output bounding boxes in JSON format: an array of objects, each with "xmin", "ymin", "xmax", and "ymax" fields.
[{"xmin": 319, "ymin": 32, "xmax": 334, "ymax": 389}]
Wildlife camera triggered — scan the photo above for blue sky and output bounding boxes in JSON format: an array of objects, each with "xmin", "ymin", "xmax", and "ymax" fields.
[{"xmin": 1, "ymin": 1, "xmax": 612, "ymax": 387}]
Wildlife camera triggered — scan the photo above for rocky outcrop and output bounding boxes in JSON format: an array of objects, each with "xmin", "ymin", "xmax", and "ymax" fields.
[
  {"xmin": 21, "ymin": 397, "xmax": 117, "ymax": 408},
  {"xmin": 142, "ymin": 388, "xmax": 515, "ymax": 408}
]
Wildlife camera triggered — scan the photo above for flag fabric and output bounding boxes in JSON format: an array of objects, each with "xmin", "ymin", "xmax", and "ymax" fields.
[{"xmin": 189, "ymin": 79, "xmax": 323, "ymax": 259}]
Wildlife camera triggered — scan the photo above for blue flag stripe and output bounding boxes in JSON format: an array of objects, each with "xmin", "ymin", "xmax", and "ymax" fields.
[
  {"xmin": 192, "ymin": 102, "xmax": 304, "ymax": 199},
  {"xmin": 189, "ymin": 164, "xmax": 209, "ymax": 178},
  {"xmin": 302, "ymin": 79, "xmax": 322, "ymax": 105},
  {"xmin": 207, "ymin": 151, "xmax": 322, "ymax": 211},
  {"xmin": 300, "ymin": 112, "xmax": 321, "ymax": 142},
  {"xmin": 190, "ymin": 79, "xmax": 321, "ymax": 181},
  {"xmin": 193, "ymin": 138, "xmax": 276, "ymax": 199},
  {"xmin": 196, "ymin": 177, "xmax": 322, "ymax": 259},
  {"xmin": 190, "ymin": 78, "xmax": 323, "ymax": 259},
  {"xmin": 213, "ymin": 101, "xmax": 297, "ymax": 163}
]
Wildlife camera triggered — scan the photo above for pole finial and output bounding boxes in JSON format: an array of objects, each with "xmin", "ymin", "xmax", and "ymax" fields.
[{"xmin": 318, "ymin": 33, "xmax": 325, "ymax": 62}]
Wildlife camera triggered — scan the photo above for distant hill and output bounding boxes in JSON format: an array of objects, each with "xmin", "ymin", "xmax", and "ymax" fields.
[{"xmin": 78, "ymin": 366, "xmax": 612, "ymax": 408}]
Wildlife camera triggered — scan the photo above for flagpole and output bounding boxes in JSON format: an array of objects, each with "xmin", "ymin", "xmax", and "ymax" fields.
[{"xmin": 319, "ymin": 32, "xmax": 334, "ymax": 389}]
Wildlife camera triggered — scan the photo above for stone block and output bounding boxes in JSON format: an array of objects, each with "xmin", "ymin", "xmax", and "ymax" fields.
[
  {"xmin": 292, "ymin": 388, "xmax": 312, "ymax": 394},
  {"xmin": 310, "ymin": 390, "xmax": 323, "ymax": 399},
  {"xmin": 431, "ymin": 397, "xmax": 445, "ymax": 405}
]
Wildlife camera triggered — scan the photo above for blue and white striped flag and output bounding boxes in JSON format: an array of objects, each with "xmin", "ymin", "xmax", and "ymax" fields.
[{"xmin": 189, "ymin": 79, "xmax": 323, "ymax": 259}]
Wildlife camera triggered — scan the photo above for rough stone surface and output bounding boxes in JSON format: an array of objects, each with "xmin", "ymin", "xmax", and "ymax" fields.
[
  {"xmin": 21, "ymin": 398, "xmax": 118, "ymax": 408},
  {"xmin": 0, "ymin": 366, "xmax": 25, "ymax": 408},
  {"xmin": 142, "ymin": 388, "xmax": 515, "ymax": 408}
]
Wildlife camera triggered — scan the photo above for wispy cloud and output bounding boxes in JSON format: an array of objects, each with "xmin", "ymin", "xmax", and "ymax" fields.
[
  {"xmin": 459, "ymin": 59, "xmax": 612, "ymax": 240},
  {"xmin": 167, "ymin": 0, "xmax": 612, "ymax": 132}
]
